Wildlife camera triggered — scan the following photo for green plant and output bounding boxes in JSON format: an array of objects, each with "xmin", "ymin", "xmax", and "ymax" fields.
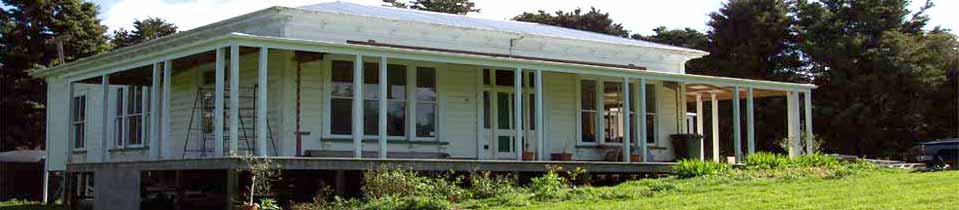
[
  {"xmin": 529, "ymin": 167, "xmax": 569, "ymax": 201},
  {"xmin": 565, "ymin": 167, "xmax": 590, "ymax": 186},
  {"xmin": 468, "ymin": 171, "xmax": 515, "ymax": 199},
  {"xmin": 744, "ymin": 152, "xmax": 790, "ymax": 169},
  {"xmin": 258, "ymin": 198, "xmax": 281, "ymax": 210},
  {"xmin": 673, "ymin": 159, "xmax": 729, "ymax": 178},
  {"xmin": 790, "ymin": 153, "xmax": 840, "ymax": 168}
]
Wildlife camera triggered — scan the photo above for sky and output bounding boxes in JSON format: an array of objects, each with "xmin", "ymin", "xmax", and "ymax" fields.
[{"xmin": 90, "ymin": 0, "xmax": 957, "ymax": 36}]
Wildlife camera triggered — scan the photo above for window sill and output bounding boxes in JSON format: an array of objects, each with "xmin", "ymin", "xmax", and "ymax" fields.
[
  {"xmin": 109, "ymin": 146, "xmax": 148, "ymax": 152},
  {"xmin": 321, "ymin": 138, "xmax": 449, "ymax": 145},
  {"xmin": 71, "ymin": 149, "xmax": 87, "ymax": 154},
  {"xmin": 575, "ymin": 144, "xmax": 660, "ymax": 149}
]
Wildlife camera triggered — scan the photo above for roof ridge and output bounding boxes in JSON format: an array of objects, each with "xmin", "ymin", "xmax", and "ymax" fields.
[{"xmin": 298, "ymin": 1, "xmax": 705, "ymax": 54}]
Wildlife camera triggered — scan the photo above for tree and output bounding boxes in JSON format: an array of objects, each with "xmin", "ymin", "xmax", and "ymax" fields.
[
  {"xmin": 704, "ymin": 0, "xmax": 801, "ymax": 81},
  {"xmin": 513, "ymin": 7, "xmax": 629, "ymax": 37},
  {"xmin": 111, "ymin": 17, "xmax": 177, "ymax": 49},
  {"xmin": 633, "ymin": 27, "xmax": 708, "ymax": 50},
  {"xmin": 0, "ymin": 0, "xmax": 110, "ymax": 151},
  {"xmin": 633, "ymin": 26, "xmax": 709, "ymax": 73},
  {"xmin": 795, "ymin": 0, "xmax": 958, "ymax": 157},
  {"xmin": 382, "ymin": 0, "xmax": 479, "ymax": 15}
]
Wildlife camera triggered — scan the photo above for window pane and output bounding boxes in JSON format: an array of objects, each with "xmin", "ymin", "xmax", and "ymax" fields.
[
  {"xmin": 129, "ymin": 86, "xmax": 142, "ymax": 114},
  {"xmin": 646, "ymin": 115, "xmax": 656, "ymax": 143},
  {"xmin": 73, "ymin": 96, "xmax": 85, "ymax": 121},
  {"xmin": 363, "ymin": 62, "xmax": 379, "ymax": 99},
  {"xmin": 387, "ymin": 101, "xmax": 405, "ymax": 136},
  {"xmin": 528, "ymin": 94, "xmax": 535, "ymax": 130},
  {"xmin": 605, "ymin": 111, "xmax": 623, "ymax": 143},
  {"xmin": 527, "ymin": 72, "xmax": 535, "ymax": 86},
  {"xmin": 330, "ymin": 99, "xmax": 352, "ymax": 135},
  {"xmin": 581, "ymin": 112, "xmax": 595, "ymax": 142},
  {"xmin": 364, "ymin": 100, "xmax": 378, "ymax": 135},
  {"xmin": 116, "ymin": 88, "xmax": 124, "ymax": 117},
  {"xmin": 128, "ymin": 115, "xmax": 142, "ymax": 145},
  {"xmin": 416, "ymin": 102, "xmax": 436, "ymax": 137},
  {"xmin": 115, "ymin": 118, "xmax": 123, "ymax": 146},
  {"xmin": 496, "ymin": 92, "xmax": 511, "ymax": 130},
  {"xmin": 604, "ymin": 82, "xmax": 623, "ymax": 143},
  {"xmin": 73, "ymin": 124, "xmax": 84, "ymax": 148},
  {"xmin": 388, "ymin": 64, "xmax": 406, "ymax": 100},
  {"xmin": 630, "ymin": 113, "xmax": 637, "ymax": 144},
  {"xmin": 483, "ymin": 69, "xmax": 490, "ymax": 85},
  {"xmin": 646, "ymin": 84, "xmax": 656, "ymax": 113},
  {"xmin": 497, "ymin": 136, "xmax": 512, "ymax": 152},
  {"xmin": 495, "ymin": 70, "xmax": 514, "ymax": 87},
  {"xmin": 483, "ymin": 91, "xmax": 491, "ymax": 129},
  {"xmin": 331, "ymin": 61, "xmax": 353, "ymax": 97},
  {"xmin": 416, "ymin": 67, "xmax": 436, "ymax": 101},
  {"xmin": 580, "ymin": 80, "xmax": 595, "ymax": 110}
]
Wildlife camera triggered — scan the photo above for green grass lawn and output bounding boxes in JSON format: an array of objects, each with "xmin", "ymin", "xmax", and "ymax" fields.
[
  {"xmin": 491, "ymin": 170, "xmax": 959, "ymax": 210},
  {"xmin": 0, "ymin": 199, "xmax": 61, "ymax": 210}
]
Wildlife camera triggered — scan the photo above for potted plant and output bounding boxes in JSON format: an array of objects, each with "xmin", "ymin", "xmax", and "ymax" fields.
[
  {"xmin": 630, "ymin": 144, "xmax": 642, "ymax": 162},
  {"xmin": 551, "ymin": 141, "xmax": 573, "ymax": 161}
]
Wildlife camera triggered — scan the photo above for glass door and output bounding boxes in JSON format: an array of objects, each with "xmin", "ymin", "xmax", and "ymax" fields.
[{"xmin": 493, "ymin": 91, "xmax": 516, "ymax": 159}]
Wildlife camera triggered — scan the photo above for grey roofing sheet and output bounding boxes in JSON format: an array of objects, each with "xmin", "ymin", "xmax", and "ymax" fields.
[
  {"xmin": 298, "ymin": 2, "xmax": 703, "ymax": 53},
  {"xmin": 0, "ymin": 150, "xmax": 44, "ymax": 163}
]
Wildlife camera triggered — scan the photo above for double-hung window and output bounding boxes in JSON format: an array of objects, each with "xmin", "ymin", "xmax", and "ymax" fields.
[
  {"xmin": 328, "ymin": 60, "xmax": 435, "ymax": 140},
  {"xmin": 415, "ymin": 67, "xmax": 437, "ymax": 138},
  {"xmin": 72, "ymin": 95, "xmax": 86, "ymax": 149},
  {"xmin": 330, "ymin": 61, "xmax": 354, "ymax": 135},
  {"xmin": 644, "ymin": 84, "xmax": 657, "ymax": 144},
  {"xmin": 579, "ymin": 79, "xmax": 656, "ymax": 144},
  {"xmin": 114, "ymin": 86, "xmax": 150, "ymax": 148}
]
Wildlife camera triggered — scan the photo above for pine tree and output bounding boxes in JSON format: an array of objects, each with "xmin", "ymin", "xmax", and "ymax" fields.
[
  {"xmin": 513, "ymin": 7, "xmax": 630, "ymax": 37},
  {"xmin": 111, "ymin": 17, "xmax": 178, "ymax": 49},
  {"xmin": 795, "ymin": 0, "xmax": 958, "ymax": 157},
  {"xmin": 0, "ymin": 0, "xmax": 110, "ymax": 151}
]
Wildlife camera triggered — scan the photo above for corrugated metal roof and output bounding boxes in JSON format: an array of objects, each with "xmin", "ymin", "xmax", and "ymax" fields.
[
  {"xmin": 0, "ymin": 150, "xmax": 44, "ymax": 163},
  {"xmin": 298, "ymin": 2, "xmax": 705, "ymax": 54}
]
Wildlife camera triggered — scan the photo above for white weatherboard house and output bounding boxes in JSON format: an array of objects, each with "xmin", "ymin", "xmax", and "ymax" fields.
[{"xmin": 32, "ymin": 2, "xmax": 815, "ymax": 210}]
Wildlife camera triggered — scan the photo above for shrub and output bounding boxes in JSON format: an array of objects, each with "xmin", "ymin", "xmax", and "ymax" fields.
[
  {"xmin": 790, "ymin": 153, "xmax": 840, "ymax": 168},
  {"xmin": 673, "ymin": 159, "xmax": 729, "ymax": 178},
  {"xmin": 468, "ymin": 171, "xmax": 516, "ymax": 199},
  {"xmin": 529, "ymin": 169, "xmax": 569, "ymax": 201},
  {"xmin": 362, "ymin": 167, "xmax": 468, "ymax": 202},
  {"xmin": 290, "ymin": 196, "xmax": 363, "ymax": 210},
  {"xmin": 744, "ymin": 152, "xmax": 790, "ymax": 169},
  {"xmin": 362, "ymin": 167, "xmax": 428, "ymax": 199}
]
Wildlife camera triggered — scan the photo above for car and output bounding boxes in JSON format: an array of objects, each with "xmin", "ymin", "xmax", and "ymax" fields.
[{"xmin": 913, "ymin": 139, "xmax": 959, "ymax": 170}]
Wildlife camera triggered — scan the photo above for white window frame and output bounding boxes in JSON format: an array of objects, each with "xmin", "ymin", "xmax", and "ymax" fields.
[
  {"xmin": 71, "ymin": 95, "xmax": 87, "ymax": 150},
  {"xmin": 413, "ymin": 66, "xmax": 439, "ymax": 139},
  {"xmin": 322, "ymin": 58, "xmax": 439, "ymax": 141},
  {"xmin": 114, "ymin": 86, "xmax": 149, "ymax": 148},
  {"xmin": 576, "ymin": 77, "xmax": 657, "ymax": 146}
]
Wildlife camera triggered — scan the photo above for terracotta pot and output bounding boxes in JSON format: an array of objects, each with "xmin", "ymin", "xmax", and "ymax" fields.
[
  {"xmin": 240, "ymin": 204, "xmax": 258, "ymax": 210},
  {"xmin": 523, "ymin": 152, "xmax": 536, "ymax": 160},
  {"xmin": 551, "ymin": 153, "xmax": 573, "ymax": 161},
  {"xmin": 630, "ymin": 154, "xmax": 641, "ymax": 162}
]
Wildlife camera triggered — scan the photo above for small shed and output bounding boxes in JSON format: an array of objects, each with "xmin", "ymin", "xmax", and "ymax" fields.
[{"xmin": 0, "ymin": 150, "xmax": 45, "ymax": 201}]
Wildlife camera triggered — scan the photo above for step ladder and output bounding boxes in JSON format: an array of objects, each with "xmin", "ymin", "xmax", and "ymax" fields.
[{"xmin": 182, "ymin": 86, "xmax": 277, "ymax": 157}]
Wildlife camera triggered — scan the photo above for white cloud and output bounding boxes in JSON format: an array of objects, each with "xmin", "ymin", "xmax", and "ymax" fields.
[{"xmin": 100, "ymin": 0, "xmax": 954, "ymax": 36}]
